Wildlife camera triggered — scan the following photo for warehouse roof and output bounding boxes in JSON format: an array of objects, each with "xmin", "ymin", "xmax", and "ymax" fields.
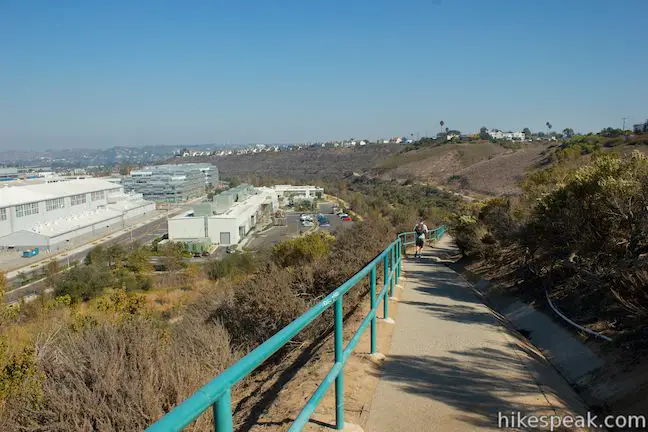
[
  {"xmin": 28, "ymin": 208, "xmax": 124, "ymax": 236},
  {"xmin": 0, "ymin": 178, "xmax": 121, "ymax": 208}
]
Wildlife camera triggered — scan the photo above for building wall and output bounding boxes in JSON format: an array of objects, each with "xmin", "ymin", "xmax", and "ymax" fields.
[
  {"xmin": 168, "ymin": 186, "xmax": 287, "ymax": 246},
  {"xmin": 0, "ymin": 181, "xmax": 154, "ymax": 250},
  {"xmin": 206, "ymin": 217, "xmax": 240, "ymax": 245},
  {"xmin": 124, "ymin": 164, "xmax": 207, "ymax": 202},
  {"xmin": 0, "ymin": 231, "xmax": 50, "ymax": 249},
  {"xmin": 0, "ymin": 187, "xmax": 117, "ymax": 238},
  {"xmin": 169, "ymin": 217, "xmax": 207, "ymax": 240}
]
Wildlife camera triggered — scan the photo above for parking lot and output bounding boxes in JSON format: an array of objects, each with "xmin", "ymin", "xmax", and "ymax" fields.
[{"xmin": 244, "ymin": 202, "xmax": 351, "ymax": 250}]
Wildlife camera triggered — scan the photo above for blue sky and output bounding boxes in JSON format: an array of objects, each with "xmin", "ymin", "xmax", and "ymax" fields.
[{"xmin": 1, "ymin": 0, "xmax": 647, "ymax": 149}]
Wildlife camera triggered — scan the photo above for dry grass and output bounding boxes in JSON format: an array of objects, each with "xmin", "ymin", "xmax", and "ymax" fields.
[
  {"xmin": 1, "ymin": 218, "xmax": 396, "ymax": 431},
  {"xmin": 2, "ymin": 306, "xmax": 238, "ymax": 431}
]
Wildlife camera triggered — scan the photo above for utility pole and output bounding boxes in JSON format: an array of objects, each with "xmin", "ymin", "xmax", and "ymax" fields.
[{"xmin": 622, "ymin": 117, "xmax": 628, "ymax": 131}]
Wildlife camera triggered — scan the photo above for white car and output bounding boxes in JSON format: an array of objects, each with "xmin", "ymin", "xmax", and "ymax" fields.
[
  {"xmin": 338, "ymin": 213, "xmax": 348, "ymax": 218},
  {"xmin": 301, "ymin": 221, "xmax": 314, "ymax": 227}
]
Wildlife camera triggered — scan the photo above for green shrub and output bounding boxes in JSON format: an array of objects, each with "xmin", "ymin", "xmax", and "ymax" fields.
[
  {"xmin": 205, "ymin": 252, "xmax": 256, "ymax": 280},
  {"xmin": 272, "ymin": 232, "xmax": 335, "ymax": 268},
  {"xmin": 0, "ymin": 340, "xmax": 42, "ymax": 411},
  {"xmin": 453, "ymin": 214, "xmax": 487, "ymax": 257},
  {"xmin": 54, "ymin": 265, "xmax": 115, "ymax": 302}
]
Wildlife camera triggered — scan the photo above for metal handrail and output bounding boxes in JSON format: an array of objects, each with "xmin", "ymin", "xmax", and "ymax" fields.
[{"xmin": 147, "ymin": 226, "xmax": 445, "ymax": 432}]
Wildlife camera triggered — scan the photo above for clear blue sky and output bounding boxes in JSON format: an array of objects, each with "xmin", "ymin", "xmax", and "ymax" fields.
[{"xmin": 2, "ymin": 0, "xmax": 647, "ymax": 149}]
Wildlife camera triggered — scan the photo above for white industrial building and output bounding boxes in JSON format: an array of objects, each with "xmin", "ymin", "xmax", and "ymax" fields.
[
  {"xmin": 271, "ymin": 185, "xmax": 323, "ymax": 200},
  {"xmin": 0, "ymin": 178, "xmax": 155, "ymax": 250},
  {"xmin": 169, "ymin": 184, "xmax": 322, "ymax": 246},
  {"xmin": 122, "ymin": 163, "xmax": 218, "ymax": 202}
]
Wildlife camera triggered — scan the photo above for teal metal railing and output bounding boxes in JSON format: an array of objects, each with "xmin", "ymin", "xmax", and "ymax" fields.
[{"xmin": 147, "ymin": 226, "xmax": 446, "ymax": 432}]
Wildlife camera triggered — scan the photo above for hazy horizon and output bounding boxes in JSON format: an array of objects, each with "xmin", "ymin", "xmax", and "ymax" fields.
[{"xmin": 2, "ymin": 0, "xmax": 647, "ymax": 150}]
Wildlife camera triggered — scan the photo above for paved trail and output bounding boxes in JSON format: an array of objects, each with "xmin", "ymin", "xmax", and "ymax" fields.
[{"xmin": 365, "ymin": 237, "xmax": 594, "ymax": 431}]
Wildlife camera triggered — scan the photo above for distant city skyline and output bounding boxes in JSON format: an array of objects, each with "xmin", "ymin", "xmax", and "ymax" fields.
[{"xmin": 2, "ymin": 0, "xmax": 647, "ymax": 150}]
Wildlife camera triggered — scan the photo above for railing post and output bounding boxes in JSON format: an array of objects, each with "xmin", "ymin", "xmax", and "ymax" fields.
[
  {"xmin": 334, "ymin": 296, "xmax": 344, "ymax": 430},
  {"xmin": 212, "ymin": 389, "xmax": 233, "ymax": 432},
  {"xmin": 383, "ymin": 250, "xmax": 389, "ymax": 320},
  {"xmin": 389, "ymin": 246, "xmax": 395, "ymax": 297},
  {"xmin": 396, "ymin": 240, "xmax": 401, "ymax": 285},
  {"xmin": 370, "ymin": 266, "xmax": 377, "ymax": 354}
]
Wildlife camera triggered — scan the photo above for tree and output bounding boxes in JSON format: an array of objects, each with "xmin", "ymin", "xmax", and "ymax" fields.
[
  {"xmin": 85, "ymin": 245, "xmax": 108, "ymax": 267},
  {"xmin": 119, "ymin": 164, "xmax": 133, "ymax": 176},
  {"xmin": 55, "ymin": 265, "xmax": 114, "ymax": 302},
  {"xmin": 600, "ymin": 127, "xmax": 624, "ymax": 137},
  {"xmin": 562, "ymin": 128, "xmax": 575, "ymax": 138},
  {"xmin": 479, "ymin": 127, "xmax": 490, "ymax": 140},
  {"xmin": 107, "ymin": 244, "xmax": 126, "ymax": 270},
  {"xmin": 160, "ymin": 242, "xmax": 185, "ymax": 272},
  {"xmin": 546, "ymin": 122, "xmax": 552, "ymax": 135},
  {"xmin": 126, "ymin": 247, "xmax": 153, "ymax": 274},
  {"xmin": 44, "ymin": 260, "xmax": 60, "ymax": 288},
  {"xmin": 522, "ymin": 128, "xmax": 532, "ymax": 139}
]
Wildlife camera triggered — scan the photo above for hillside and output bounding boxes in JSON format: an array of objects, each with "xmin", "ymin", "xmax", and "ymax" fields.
[
  {"xmin": 176, "ymin": 144, "xmax": 402, "ymax": 181},
  {"xmin": 371, "ymin": 135, "xmax": 648, "ymax": 196},
  {"xmin": 371, "ymin": 141, "xmax": 554, "ymax": 195},
  {"xmin": 179, "ymin": 135, "xmax": 648, "ymax": 197},
  {"xmin": 177, "ymin": 141, "xmax": 552, "ymax": 195}
]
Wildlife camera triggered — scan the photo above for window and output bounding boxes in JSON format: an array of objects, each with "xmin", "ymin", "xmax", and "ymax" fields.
[
  {"xmin": 91, "ymin": 190, "xmax": 105, "ymax": 201},
  {"xmin": 0, "ymin": 208, "xmax": 6, "ymax": 221},
  {"xmin": 46, "ymin": 197, "xmax": 65, "ymax": 211},
  {"xmin": 15, "ymin": 202, "xmax": 39, "ymax": 217},
  {"xmin": 70, "ymin": 194, "xmax": 87, "ymax": 206}
]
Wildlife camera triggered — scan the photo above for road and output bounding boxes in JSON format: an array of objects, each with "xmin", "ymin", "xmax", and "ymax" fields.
[
  {"xmin": 4, "ymin": 217, "xmax": 169, "ymax": 304},
  {"xmin": 4, "ymin": 201, "xmax": 352, "ymax": 303}
]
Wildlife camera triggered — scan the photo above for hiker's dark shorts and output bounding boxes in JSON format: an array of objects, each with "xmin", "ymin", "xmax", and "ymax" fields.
[{"xmin": 415, "ymin": 237, "xmax": 425, "ymax": 247}]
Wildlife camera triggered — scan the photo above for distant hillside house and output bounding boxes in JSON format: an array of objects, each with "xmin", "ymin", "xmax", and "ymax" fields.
[
  {"xmin": 488, "ymin": 129, "xmax": 525, "ymax": 140},
  {"xmin": 633, "ymin": 120, "xmax": 648, "ymax": 134}
]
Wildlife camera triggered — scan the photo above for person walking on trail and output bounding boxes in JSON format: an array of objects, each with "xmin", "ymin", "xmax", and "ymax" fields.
[{"xmin": 413, "ymin": 218, "xmax": 429, "ymax": 258}]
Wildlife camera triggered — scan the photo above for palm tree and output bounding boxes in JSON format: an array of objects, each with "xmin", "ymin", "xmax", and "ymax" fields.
[
  {"xmin": 440, "ymin": 120, "xmax": 445, "ymax": 135},
  {"xmin": 546, "ymin": 122, "xmax": 552, "ymax": 135}
]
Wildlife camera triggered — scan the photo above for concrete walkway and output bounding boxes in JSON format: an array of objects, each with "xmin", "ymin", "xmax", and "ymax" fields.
[{"xmin": 365, "ymin": 237, "xmax": 594, "ymax": 431}]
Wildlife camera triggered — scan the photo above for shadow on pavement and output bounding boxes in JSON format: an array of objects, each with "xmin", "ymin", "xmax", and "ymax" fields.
[{"xmin": 370, "ymin": 342, "xmax": 585, "ymax": 430}]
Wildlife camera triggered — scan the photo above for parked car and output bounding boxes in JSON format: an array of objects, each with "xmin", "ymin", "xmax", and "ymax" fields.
[
  {"xmin": 338, "ymin": 213, "xmax": 348, "ymax": 219},
  {"xmin": 301, "ymin": 221, "xmax": 314, "ymax": 227},
  {"xmin": 341, "ymin": 216, "xmax": 352, "ymax": 222}
]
